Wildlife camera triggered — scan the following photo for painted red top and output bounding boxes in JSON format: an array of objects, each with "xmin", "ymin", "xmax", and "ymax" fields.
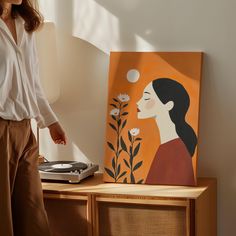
[{"xmin": 145, "ymin": 138, "xmax": 195, "ymax": 186}]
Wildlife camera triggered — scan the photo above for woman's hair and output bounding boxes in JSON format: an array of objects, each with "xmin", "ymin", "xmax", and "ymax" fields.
[
  {"xmin": 0, "ymin": 0, "xmax": 43, "ymax": 32},
  {"xmin": 152, "ymin": 78, "xmax": 197, "ymax": 157}
]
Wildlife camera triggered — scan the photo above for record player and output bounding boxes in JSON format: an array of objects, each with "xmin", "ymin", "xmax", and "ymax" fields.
[{"xmin": 38, "ymin": 161, "xmax": 99, "ymax": 183}]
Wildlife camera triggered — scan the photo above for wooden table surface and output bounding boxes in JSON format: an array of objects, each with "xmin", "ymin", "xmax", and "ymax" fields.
[{"xmin": 42, "ymin": 173, "xmax": 216, "ymax": 199}]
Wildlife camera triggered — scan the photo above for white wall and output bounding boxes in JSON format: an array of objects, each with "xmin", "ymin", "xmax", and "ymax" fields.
[
  {"xmin": 36, "ymin": 28, "xmax": 109, "ymax": 166},
  {"xmin": 38, "ymin": 1, "xmax": 236, "ymax": 235}
]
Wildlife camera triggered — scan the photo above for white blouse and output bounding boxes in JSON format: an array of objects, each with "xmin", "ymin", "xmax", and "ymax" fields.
[{"xmin": 0, "ymin": 16, "xmax": 58, "ymax": 128}]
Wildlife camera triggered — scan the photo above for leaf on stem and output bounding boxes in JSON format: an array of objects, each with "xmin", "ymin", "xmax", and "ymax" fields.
[
  {"xmin": 128, "ymin": 131, "xmax": 132, "ymax": 142},
  {"xmin": 137, "ymin": 179, "xmax": 144, "ymax": 184},
  {"xmin": 113, "ymin": 98, "xmax": 119, "ymax": 103},
  {"xmin": 117, "ymin": 164, "xmax": 121, "ymax": 176},
  {"xmin": 110, "ymin": 103, "xmax": 117, "ymax": 108},
  {"xmin": 133, "ymin": 161, "xmax": 143, "ymax": 171},
  {"xmin": 117, "ymin": 171, "xmax": 127, "ymax": 180},
  {"xmin": 105, "ymin": 168, "xmax": 115, "ymax": 179},
  {"xmin": 120, "ymin": 136, "xmax": 127, "ymax": 152},
  {"xmin": 122, "ymin": 103, "xmax": 128, "ymax": 108},
  {"xmin": 133, "ymin": 143, "xmax": 141, "ymax": 157},
  {"xmin": 112, "ymin": 157, "xmax": 115, "ymax": 171},
  {"xmin": 122, "ymin": 112, "xmax": 128, "ymax": 116},
  {"xmin": 107, "ymin": 142, "xmax": 115, "ymax": 151},
  {"xmin": 111, "ymin": 115, "xmax": 117, "ymax": 121},
  {"xmin": 121, "ymin": 119, "xmax": 127, "ymax": 129},
  {"xmin": 135, "ymin": 137, "xmax": 142, "ymax": 141},
  {"xmin": 123, "ymin": 159, "xmax": 130, "ymax": 168},
  {"xmin": 109, "ymin": 123, "xmax": 117, "ymax": 131}
]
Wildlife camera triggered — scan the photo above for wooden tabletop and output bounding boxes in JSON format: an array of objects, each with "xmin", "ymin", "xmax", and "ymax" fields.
[{"xmin": 41, "ymin": 173, "xmax": 216, "ymax": 199}]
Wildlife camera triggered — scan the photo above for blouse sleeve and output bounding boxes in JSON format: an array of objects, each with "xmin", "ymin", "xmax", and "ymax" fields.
[{"xmin": 32, "ymin": 33, "xmax": 59, "ymax": 129}]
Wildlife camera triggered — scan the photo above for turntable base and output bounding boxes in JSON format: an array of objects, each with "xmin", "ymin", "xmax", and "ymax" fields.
[{"xmin": 38, "ymin": 161, "xmax": 99, "ymax": 183}]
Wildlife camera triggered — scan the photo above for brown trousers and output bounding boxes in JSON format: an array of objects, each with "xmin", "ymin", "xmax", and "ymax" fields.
[{"xmin": 0, "ymin": 117, "xmax": 51, "ymax": 236}]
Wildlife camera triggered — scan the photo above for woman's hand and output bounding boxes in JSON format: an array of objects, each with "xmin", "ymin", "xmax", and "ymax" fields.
[{"xmin": 48, "ymin": 122, "xmax": 67, "ymax": 145}]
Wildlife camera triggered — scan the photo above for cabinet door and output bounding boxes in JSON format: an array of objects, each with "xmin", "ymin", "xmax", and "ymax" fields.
[
  {"xmin": 94, "ymin": 196, "xmax": 191, "ymax": 236},
  {"xmin": 44, "ymin": 194, "xmax": 92, "ymax": 236}
]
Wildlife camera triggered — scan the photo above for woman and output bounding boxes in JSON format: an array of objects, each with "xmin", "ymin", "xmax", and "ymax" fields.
[
  {"xmin": 0, "ymin": 1, "xmax": 67, "ymax": 235},
  {"xmin": 136, "ymin": 78, "xmax": 197, "ymax": 186}
]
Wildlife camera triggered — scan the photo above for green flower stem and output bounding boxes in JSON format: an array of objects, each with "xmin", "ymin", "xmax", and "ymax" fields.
[
  {"xmin": 131, "ymin": 136, "xmax": 134, "ymax": 170},
  {"xmin": 114, "ymin": 101, "xmax": 123, "ymax": 182},
  {"xmin": 130, "ymin": 136, "xmax": 134, "ymax": 181}
]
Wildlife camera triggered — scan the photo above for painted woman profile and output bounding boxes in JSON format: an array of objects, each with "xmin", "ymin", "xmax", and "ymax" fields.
[{"xmin": 136, "ymin": 78, "xmax": 197, "ymax": 186}]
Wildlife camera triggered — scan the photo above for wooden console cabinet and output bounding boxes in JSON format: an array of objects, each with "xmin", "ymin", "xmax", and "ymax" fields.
[{"xmin": 42, "ymin": 174, "xmax": 216, "ymax": 236}]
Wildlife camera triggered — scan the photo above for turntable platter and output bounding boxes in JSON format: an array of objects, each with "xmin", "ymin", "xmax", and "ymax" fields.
[{"xmin": 38, "ymin": 161, "xmax": 88, "ymax": 173}]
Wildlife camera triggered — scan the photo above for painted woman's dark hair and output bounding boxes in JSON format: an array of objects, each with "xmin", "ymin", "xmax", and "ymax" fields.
[
  {"xmin": 0, "ymin": 0, "xmax": 43, "ymax": 33},
  {"xmin": 152, "ymin": 78, "xmax": 197, "ymax": 157}
]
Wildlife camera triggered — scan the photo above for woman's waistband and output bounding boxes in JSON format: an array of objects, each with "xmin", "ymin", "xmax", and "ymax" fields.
[{"xmin": 0, "ymin": 117, "xmax": 31, "ymax": 126}]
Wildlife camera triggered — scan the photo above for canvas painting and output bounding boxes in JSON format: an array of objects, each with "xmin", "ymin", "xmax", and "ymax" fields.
[{"xmin": 103, "ymin": 52, "xmax": 203, "ymax": 186}]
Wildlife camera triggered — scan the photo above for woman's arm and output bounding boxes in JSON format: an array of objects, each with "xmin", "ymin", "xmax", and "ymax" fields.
[{"xmin": 32, "ymin": 33, "xmax": 67, "ymax": 145}]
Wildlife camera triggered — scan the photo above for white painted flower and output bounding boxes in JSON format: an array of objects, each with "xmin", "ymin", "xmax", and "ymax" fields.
[
  {"xmin": 110, "ymin": 108, "xmax": 120, "ymax": 116},
  {"xmin": 129, "ymin": 128, "xmax": 140, "ymax": 136},
  {"xmin": 117, "ymin": 93, "xmax": 130, "ymax": 102}
]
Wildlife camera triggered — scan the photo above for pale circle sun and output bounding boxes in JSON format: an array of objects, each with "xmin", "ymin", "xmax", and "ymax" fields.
[{"xmin": 127, "ymin": 69, "xmax": 140, "ymax": 83}]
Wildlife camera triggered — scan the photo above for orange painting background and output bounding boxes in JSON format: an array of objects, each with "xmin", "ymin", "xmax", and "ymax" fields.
[{"xmin": 103, "ymin": 52, "xmax": 203, "ymax": 184}]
